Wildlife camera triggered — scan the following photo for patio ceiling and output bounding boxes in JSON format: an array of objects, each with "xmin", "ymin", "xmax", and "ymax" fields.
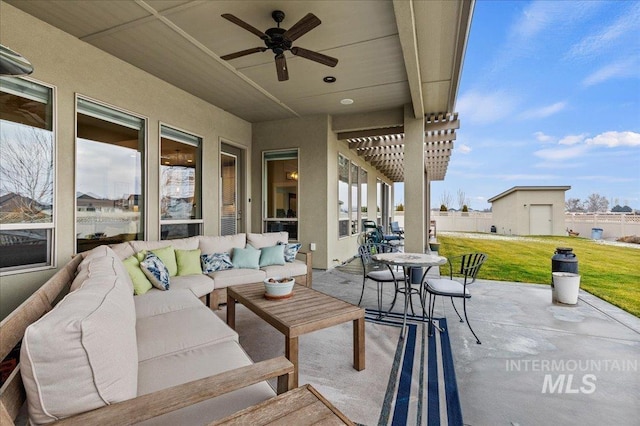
[{"xmin": 6, "ymin": 0, "xmax": 473, "ymax": 182}]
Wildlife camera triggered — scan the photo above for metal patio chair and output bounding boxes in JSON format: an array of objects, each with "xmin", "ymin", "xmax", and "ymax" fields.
[
  {"xmin": 423, "ymin": 252, "xmax": 488, "ymax": 344},
  {"xmin": 357, "ymin": 243, "xmax": 406, "ymax": 316}
]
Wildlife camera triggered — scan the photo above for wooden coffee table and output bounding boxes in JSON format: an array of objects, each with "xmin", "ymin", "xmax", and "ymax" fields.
[
  {"xmin": 209, "ymin": 384, "xmax": 354, "ymax": 425},
  {"xmin": 227, "ymin": 283, "xmax": 365, "ymax": 393}
]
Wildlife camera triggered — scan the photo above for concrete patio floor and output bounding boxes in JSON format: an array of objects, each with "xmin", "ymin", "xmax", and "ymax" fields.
[{"xmin": 311, "ymin": 267, "xmax": 640, "ymax": 426}]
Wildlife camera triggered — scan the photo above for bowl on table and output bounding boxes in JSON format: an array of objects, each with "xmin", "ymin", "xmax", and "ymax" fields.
[{"xmin": 263, "ymin": 277, "xmax": 295, "ymax": 299}]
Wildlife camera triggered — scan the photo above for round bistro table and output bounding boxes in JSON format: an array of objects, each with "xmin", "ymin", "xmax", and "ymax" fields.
[{"xmin": 372, "ymin": 252, "xmax": 447, "ymax": 337}]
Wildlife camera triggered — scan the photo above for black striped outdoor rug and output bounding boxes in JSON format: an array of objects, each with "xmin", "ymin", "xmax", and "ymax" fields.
[{"xmin": 365, "ymin": 309, "xmax": 463, "ymax": 426}]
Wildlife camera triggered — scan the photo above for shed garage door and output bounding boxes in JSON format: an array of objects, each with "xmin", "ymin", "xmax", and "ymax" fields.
[{"xmin": 530, "ymin": 204, "xmax": 552, "ymax": 235}]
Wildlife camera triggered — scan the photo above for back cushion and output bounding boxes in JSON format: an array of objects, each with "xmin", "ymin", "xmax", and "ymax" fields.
[
  {"xmin": 199, "ymin": 233, "xmax": 246, "ymax": 255},
  {"xmin": 130, "ymin": 237, "xmax": 199, "ymax": 253},
  {"xmin": 247, "ymin": 232, "xmax": 289, "ymax": 249},
  {"xmin": 72, "ymin": 246, "xmax": 134, "ymax": 294},
  {"xmin": 21, "ymin": 254, "xmax": 138, "ymax": 424}
]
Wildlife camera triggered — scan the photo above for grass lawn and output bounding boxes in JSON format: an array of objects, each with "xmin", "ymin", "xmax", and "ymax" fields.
[{"xmin": 437, "ymin": 233, "xmax": 640, "ymax": 318}]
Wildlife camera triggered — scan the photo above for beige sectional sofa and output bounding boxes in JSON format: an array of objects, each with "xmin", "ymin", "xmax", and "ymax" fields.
[
  {"xmin": 107, "ymin": 231, "xmax": 312, "ymax": 309},
  {"xmin": 0, "ymin": 231, "xmax": 315, "ymax": 425}
]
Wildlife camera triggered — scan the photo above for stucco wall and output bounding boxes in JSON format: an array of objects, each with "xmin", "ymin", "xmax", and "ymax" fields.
[
  {"xmin": 252, "ymin": 115, "xmax": 330, "ymax": 268},
  {"xmin": 492, "ymin": 189, "xmax": 568, "ymax": 235},
  {"xmin": 0, "ymin": 3, "xmax": 252, "ymax": 319}
]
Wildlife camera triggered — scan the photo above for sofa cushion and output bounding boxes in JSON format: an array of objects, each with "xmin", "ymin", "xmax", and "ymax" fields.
[
  {"xmin": 259, "ymin": 244, "xmax": 285, "ymax": 267},
  {"xmin": 130, "ymin": 236, "xmax": 200, "ymax": 253},
  {"xmin": 201, "ymin": 252, "xmax": 233, "ymax": 274},
  {"xmin": 199, "ymin": 233, "xmax": 246, "ymax": 255},
  {"xmin": 136, "ymin": 341, "xmax": 275, "ymax": 426},
  {"xmin": 150, "ymin": 245, "xmax": 178, "ymax": 277},
  {"xmin": 109, "ymin": 241, "xmax": 136, "ymax": 260},
  {"xmin": 175, "ymin": 248, "xmax": 202, "ymax": 276},
  {"xmin": 260, "ymin": 259, "xmax": 308, "ymax": 279},
  {"xmin": 232, "ymin": 247, "xmax": 261, "ymax": 269},
  {"xmin": 208, "ymin": 268, "xmax": 267, "ymax": 289},
  {"xmin": 140, "ymin": 252, "xmax": 170, "ymax": 290},
  {"xmin": 136, "ymin": 306, "xmax": 238, "ymax": 362},
  {"xmin": 247, "ymin": 232, "xmax": 288, "ymax": 249},
  {"xmin": 281, "ymin": 242, "xmax": 302, "ymax": 262},
  {"xmin": 71, "ymin": 246, "xmax": 134, "ymax": 294},
  {"xmin": 21, "ymin": 274, "xmax": 138, "ymax": 425},
  {"xmin": 168, "ymin": 274, "xmax": 214, "ymax": 298},
  {"xmin": 123, "ymin": 255, "xmax": 153, "ymax": 295},
  {"xmin": 134, "ymin": 288, "xmax": 203, "ymax": 319}
]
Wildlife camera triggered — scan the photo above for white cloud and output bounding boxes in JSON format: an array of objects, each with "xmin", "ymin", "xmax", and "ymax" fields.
[
  {"xmin": 559, "ymin": 133, "xmax": 588, "ymax": 145},
  {"xmin": 457, "ymin": 144, "xmax": 472, "ymax": 154},
  {"xmin": 456, "ymin": 90, "xmax": 519, "ymax": 124},
  {"xmin": 534, "ymin": 131, "xmax": 554, "ymax": 143},
  {"xmin": 567, "ymin": 3, "xmax": 640, "ymax": 59},
  {"xmin": 519, "ymin": 101, "xmax": 567, "ymax": 120},
  {"xmin": 534, "ymin": 144, "xmax": 590, "ymax": 161},
  {"xmin": 585, "ymin": 131, "xmax": 640, "ymax": 147},
  {"xmin": 582, "ymin": 58, "xmax": 639, "ymax": 86}
]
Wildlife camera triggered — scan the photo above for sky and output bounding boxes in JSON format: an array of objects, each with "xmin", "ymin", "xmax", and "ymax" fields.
[{"xmin": 397, "ymin": 0, "xmax": 640, "ymax": 211}]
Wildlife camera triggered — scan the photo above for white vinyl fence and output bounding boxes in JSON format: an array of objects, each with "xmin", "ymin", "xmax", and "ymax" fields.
[{"xmin": 395, "ymin": 211, "xmax": 640, "ymax": 240}]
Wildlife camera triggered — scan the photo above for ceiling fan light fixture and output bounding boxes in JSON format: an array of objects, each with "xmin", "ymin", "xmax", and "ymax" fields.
[
  {"xmin": 340, "ymin": 98, "xmax": 354, "ymax": 105},
  {"xmin": 323, "ymin": 76, "xmax": 336, "ymax": 83}
]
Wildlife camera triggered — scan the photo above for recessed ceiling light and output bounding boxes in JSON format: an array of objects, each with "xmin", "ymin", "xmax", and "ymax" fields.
[
  {"xmin": 340, "ymin": 98, "xmax": 354, "ymax": 105},
  {"xmin": 323, "ymin": 76, "xmax": 336, "ymax": 83}
]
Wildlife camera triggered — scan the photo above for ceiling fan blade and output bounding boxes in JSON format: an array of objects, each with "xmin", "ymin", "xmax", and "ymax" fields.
[
  {"xmin": 221, "ymin": 14, "xmax": 267, "ymax": 39},
  {"xmin": 291, "ymin": 47, "xmax": 338, "ymax": 67},
  {"xmin": 220, "ymin": 47, "xmax": 267, "ymax": 61},
  {"xmin": 283, "ymin": 13, "xmax": 321, "ymax": 42},
  {"xmin": 275, "ymin": 54, "xmax": 289, "ymax": 81}
]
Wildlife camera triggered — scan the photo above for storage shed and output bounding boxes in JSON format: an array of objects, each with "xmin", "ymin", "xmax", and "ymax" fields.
[{"xmin": 488, "ymin": 186, "xmax": 570, "ymax": 236}]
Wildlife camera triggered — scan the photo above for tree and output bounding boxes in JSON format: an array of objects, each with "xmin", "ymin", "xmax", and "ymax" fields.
[
  {"xmin": 611, "ymin": 205, "xmax": 632, "ymax": 213},
  {"xmin": 439, "ymin": 191, "xmax": 452, "ymax": 211},
  {"xmin": 0, "ymin": 127, "xmax": 53, "ymax": 221},
  {"xmin": 395, "ymin": 203, "xmax": 404, "ymax": 211},
  {"xmin": 584, "ymin": 193, "xmax": 609, "ymax": 212},
  {"xmin": 565, "ymin": 198, "xmax": 585, "ymax": 212}
]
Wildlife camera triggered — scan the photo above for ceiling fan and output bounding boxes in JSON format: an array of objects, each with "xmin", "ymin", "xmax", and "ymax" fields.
[{"xmin": 220, "ymin": 10, "xmax": 338, "ymax": 81}]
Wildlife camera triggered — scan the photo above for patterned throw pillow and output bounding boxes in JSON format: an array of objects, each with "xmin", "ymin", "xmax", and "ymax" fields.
[
  {"xmin": 140, "ymin": 252, "xmax": 170, "ymax": 290},
  {"xmin": 278, "ymin": 241, "xmax": 302, "ymax": 262},
  {"xmin": 201, "ymin": 252, "xmax": 233, "ymax": 274}
]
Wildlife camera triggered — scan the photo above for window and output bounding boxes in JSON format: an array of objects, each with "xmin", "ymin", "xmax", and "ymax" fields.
[
  {"xmin": 0, "ymin": 77, "xmax": 54, "ymax": 272},
  {"xmin": 350, "ymin": 162, "xmax": 359, "ymax": 235},
  {"xmin": 160, "ymin": 125, "xmax": 202, "ymax": 239},
  {"xmin": 263, "ymin": 150, "xmax": 298, "ymax": 240},
  {"xmin": 76, "ymin": 97, "xmax": 145, "ymax": 253},
  {"xmin": 338, "ymin": 154, "xmax": 349, "ymax": 237},
  {"xmin": 360, "ymin": 168, "xmax": 368, "ymax": 222}
]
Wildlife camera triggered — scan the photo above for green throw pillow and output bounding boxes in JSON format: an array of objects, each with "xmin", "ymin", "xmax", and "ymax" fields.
[
  {"xmin": 176, "ymin": 248, "xmax": 202, "ymax": 276},
  {"xmin": 232, "ymin": 247, "xmax": 261, "ymax": 269},
  {"xmin": 150, "ymin": 246, "xmax": 177, "ymax": 277},
  {"xmin": 259, "ymin": 244, "xmax": 285, "ymax": 267},
  {"xmin": 123, "ymin": 255, "xmax": 153, "ymax": 295}
]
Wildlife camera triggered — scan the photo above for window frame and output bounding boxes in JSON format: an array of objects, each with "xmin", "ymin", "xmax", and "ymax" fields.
[
  {"xmin": 337, "ymin": 153, "xmax": 350, "ymax": 238},
  {"xmin": 262, "ymin": 149, "xmax": 299, "ymax": 241},
  {"xmin": 74, "ymin": 94, "xmax": 148, "ymax": 252},
  {"xmin": 0, "ymin": 76, "xmax": 57, "ymax": 275},
  {"xmin": 158, "ymin": 122, "xmax": 203, "ymax": 240}
]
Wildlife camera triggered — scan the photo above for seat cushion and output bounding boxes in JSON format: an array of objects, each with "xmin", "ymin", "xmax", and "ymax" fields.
[
  {"xmin": 208, "ymin": 268, "xmax": 267, "ymax": 289},
  {"xmin": 366, "ymin": 268, "xmax": 406, "ymax": 282},
  {"xmin": 261, "ymin": 260, "xmax": 308, "ymax": 278},
  {"xmin": 136, "ymin": 306, "xmax": 238, "ymax": 362},
  {"xmin": 426, "ymin": 278, "xmax": 471, "ymax": 297},
  {"xmin": 134, "ymin": 289, "xmax": 204, "ymax": 319},
  {"xmin": 168, "ymin": 274, "xmax": 214, "ymax": 298},
  {"xmin": 136, "ymin": 340, "xmax": 275, "ymax": 425}
]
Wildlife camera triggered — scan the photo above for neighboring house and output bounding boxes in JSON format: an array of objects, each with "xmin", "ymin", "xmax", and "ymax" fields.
[
  {"xmin": 488, "ymin": 186, "xmax": 571, "ymax": 236},
  {"xmin": 0, "ymin": 192, "xmax": 46, "ymax": 213},
  {"xmin": 76, "ymin": 193, "xmax": 116, "ymax": 211}
]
